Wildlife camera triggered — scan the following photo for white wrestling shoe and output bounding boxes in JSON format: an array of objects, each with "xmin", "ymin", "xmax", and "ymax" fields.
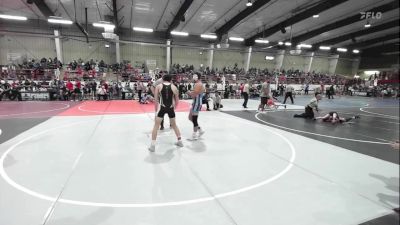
[
  {"xmin": 198, "ymin": 129, "xmax": 205, "ymax": 138},
  {"xmin": 175, "ymin": 140, "xmax": 184, "ymax": 147},
  {"xmin": 148, "ymin": 145, "xmax": 155, "ymax": 152}
]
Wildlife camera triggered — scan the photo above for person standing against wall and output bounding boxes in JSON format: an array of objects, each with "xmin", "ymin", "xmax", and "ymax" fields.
[
  {"xmin": 305, "ymin": 83, "xmax": 309, "ymax": 95},
  {"xmin": 137, "ymin": 80, "xmax": 144, "ymax": 102},
  {"xmin": 242, "ymin": 80, "xmax": 250, "ymax": 108}
]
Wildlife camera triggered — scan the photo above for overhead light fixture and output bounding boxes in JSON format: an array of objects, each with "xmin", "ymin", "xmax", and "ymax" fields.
[
  {"xmin": 133, "ymin": 27, "xmax": 153, "ymax": 32},
  {"xmin": 93, "ymin": 22, "xmax": 115, "ymax": 29},
  {"xmin": 313, "ymin": 15, "xmax": 319, "ymax": 18},
  {"xmin": 255, "ymin": 39, "xmax": 269, "ymax": 44},
  {"xmin": 353, "ymin": 49, "xmax": 360, "ymax": 54},
  {"xmin": 297, "ymin": 44, "xmax": 312, "ymax": 48},
  {"xmin": 284, "ymin": 42, "xmax": 292, "ymax": 46},
  {"xmin": 229, "ymin": 37, "xmax": 244, "ymax": 42},
  {"xmin": 200, "ymin": 34, "xmax": 217, "ymax": 39},
  {"xmin": 364, "ymin": 70, "xmax": 379, "ymax": 75},
  {"xmin": 171, "ymin": 31, "xmax": 189, "ymax": 36},
  {"xmin": 319, "ymin": 46, "xmax": 331, "ymax": 50},
  {"xmin": 48, "ymin": 17, "xmax": 73, "ymax": 25},
  {"xmin": 337, "ymin": 48, "xmax": 347, "ymax": 52},
  {"xmin": 265, "ymin": 56, "xmax": 274, "ymax": 60},
  {"xmin": 364, "ymin": 22, "xmax": 371, "ymax": 28},
  {"xmin": 278, "ymin": 41, "xmax": 284, "ymax": 45},
  {"xmin": 246, "ymin": 0, "xmax": 253, "ymax": 7},
  {"xmin": 105, "ymin": 44, "xmax": 110, "ymax": 48},
  {"xmin": 0, "ymin": 14, "xmax": 28, "ymax": 21}
]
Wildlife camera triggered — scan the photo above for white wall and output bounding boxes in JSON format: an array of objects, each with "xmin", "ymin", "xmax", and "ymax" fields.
[
  {"xmin": 336, "ymin": 58, "xmax": 354, "ymax": 76},
  {"xmin": 121, "ymin": 43, "xmax": 165, "ymax": 68},
  {"xmin": 250, "ymin": 52, "xmax": 276, "ymax": 69},
  {"xmin": 282, "ymin": 55, "xmax": 306, "ymax": 71},
  {"xmin": 171, "ymin": 47, "xmax": 207, "ymax": 68},
  {"xmin": 0, "ymin": 35, "xmax": 56, "ymax": 64},
  {"xmin": 0, "ymin": 34, "xmax": 355, "ymax": 75},
  {"xmin": 213, "ymin": 50, "xmax": 244, "ymax": 70},
  {"xmin": 310, "ymin": 56, "xmax": 330, "ymax": 73},
  {"xmin": 62, "ymin": 38, "xmax": 114, "ymax": 64}
]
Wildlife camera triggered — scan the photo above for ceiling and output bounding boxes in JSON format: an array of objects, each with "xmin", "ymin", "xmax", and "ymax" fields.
[{"xmin": 0, "ymin": 0, "xmax": 398, "ymax": 53}]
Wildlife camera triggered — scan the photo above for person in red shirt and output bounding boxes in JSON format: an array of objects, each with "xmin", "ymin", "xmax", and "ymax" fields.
[
  {"xmin": 77, "ymin": 66, "xmax": 83, "ymax": 77},
  {"xmin": 74, "ymin": 79, "xmax": 82, "ymax": 101},
  {"xmin": 66, "ymin": 80, "xmax": 73, "ymax": 101}
]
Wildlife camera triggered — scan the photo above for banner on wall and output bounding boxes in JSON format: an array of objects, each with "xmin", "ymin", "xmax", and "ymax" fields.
[
  {"xmin": 146, "ymin": 60, "xmax": 156, "ymax": 68},
  {"xmin": 7, "ymin": 53, "xmax": 22, "ymax": 62}
]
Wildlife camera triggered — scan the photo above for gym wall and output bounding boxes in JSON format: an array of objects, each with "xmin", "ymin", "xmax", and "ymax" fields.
[
  {"xmin": 0, "ymin": 35, "xmax": 56, "ymax": 64},
  {"xmin": 251, "ymin": 52, "xmax": 276, "ymax": 69},
  {"xmin": 171, "ymin": 47, "xmax": 208, "ymax": 68},
  {"xmin": 121, "ymin": 44, "xmax": 166, "ymax": 69},
  {"xmin": 336, "ymin": 58, "xmax": 354, "ymax": 75},
  {"xmin": 213, "ymin": 50, "xmax": 244, "ymax": 69}
]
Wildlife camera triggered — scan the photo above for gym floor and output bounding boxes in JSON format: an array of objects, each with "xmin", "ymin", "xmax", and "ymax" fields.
[{"xmin": 0, "ymin": 95, "xmax": 398, "ymax": 225}]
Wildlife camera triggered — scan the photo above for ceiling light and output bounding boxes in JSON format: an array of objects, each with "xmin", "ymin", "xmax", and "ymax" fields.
[
  {"xmin": 229, "ymin": 37, "xmax": 244, "ymax": 42},
  {"xmin": 48, "ymin": 18, "xmax": 73, "ymax": 25},
  {"xmin": 364, "ymin": 22, "xmax": 371, "ymax": 28},
  {"xmin": 0, "ymin": 14, "xmax": 27, "ymax": 21},
  {"xmin": 364, "ymin": 70, "xmax": 379, "ymax": 75},
  {"xmin": 133, "ymin": 27, "xmax": 153, "ymax": 32},
  {"xmin": 93, "ymin": 22, "xmax": 115, "ymax": 29},
  {"xmin": 313, "ymin": 15, "xmax": 319, "ymax": 18},
  {"xmin": 337, "ymin": 48, "xmax": 347, "ymax": 52},
  {"xmin": 201, "ymin": 34, "xmax": 217, "ymax": 39},
  {"xmin": 284, "ymin": 42, "xmax": 292, "ymax": 46},
  {"xmin": 246, "ymin": 0, "xmax": 253, "ymax": 7},
  {"xmin": 278, "ymin": 41, "xmax": 284, "ymax": 45},
  {"xmin": 105, "ymin": 44, "xmax": 110, "ymax": 48},
  {"xmin": 255, "ymin": 39, "xmax": 269, "ymax": 44},
  {"xmin": 319, "ymin": 46, "xmax": 331, "ymax": 50},
  {"xmin": 297, "ymin": 44, "xmax": 312, "ymax": 48},
  {"xmin": 353, "ymin": 49, "xmax": 360, "ymax": 54},
  {"xmin": 171, "ymin": 31, "xmax": 189, "ymax": 36},
  {"xmin": 265, "ymin": 56, "xmax": 274, "ymax": 60}
]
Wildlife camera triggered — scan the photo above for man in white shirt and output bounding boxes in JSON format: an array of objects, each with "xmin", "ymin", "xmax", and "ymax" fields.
[
  {"xmin": 294, "ymin": 93, "xmax": 322, "ymax": 119},
  {"xmin": 283, "ymin": 84, "xmax": 294, "ymax": 104}
]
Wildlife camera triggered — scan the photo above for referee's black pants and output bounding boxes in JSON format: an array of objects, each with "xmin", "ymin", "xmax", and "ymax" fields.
[
  {"xmin": 242, "ymin": 92, "xmax": 249, "ymax": 107},
  {"xmin": 283, "ymin": 92, "xmax": 294, "ymax": 104}
]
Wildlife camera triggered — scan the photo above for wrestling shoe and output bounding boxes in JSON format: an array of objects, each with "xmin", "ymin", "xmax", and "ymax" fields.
[
  {"xmin": 148, "ymin": 145, "xmax": 155, "ymax": 152},
  {"xmin": 198, "ymin": 129, "xmax": 205, "ymax": 138},
  {"xmin": 175, "ymin": 140, "xmax": 184, "ymax": 147}
]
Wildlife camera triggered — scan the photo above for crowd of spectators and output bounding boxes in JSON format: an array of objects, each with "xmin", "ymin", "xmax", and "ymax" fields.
[{"xmin": 1, "ymin": 58, "xmax": 399, "ymax": 101}]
